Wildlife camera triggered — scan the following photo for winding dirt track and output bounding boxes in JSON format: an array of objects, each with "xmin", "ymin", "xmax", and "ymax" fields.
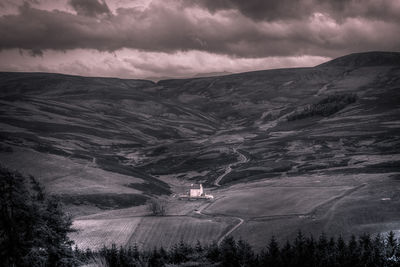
[
  {"xmin": 214, "ymin": 148, "xmax": 248, "ymax": 187},
  {"xmin": 217, "ymin": 217, "xmax": 244, "ymax": 245},
  {"xmin": 211, "ymin": 148, "xmax": 248, "ymax": 244},
  {"xmin": 193, "ymin": 198, "xmax": 245, "ymax": 245}
]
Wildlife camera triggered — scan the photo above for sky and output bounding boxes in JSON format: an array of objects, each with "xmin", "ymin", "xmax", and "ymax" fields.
[{"xmin": 0, "ymin": 0, "xmax": 399, "ymax": 79}]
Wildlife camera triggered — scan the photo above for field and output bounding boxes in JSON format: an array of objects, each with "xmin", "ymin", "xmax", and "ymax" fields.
[
  {"xmin": 206, "ymin": 185, "xmax": 353, "ymax": 218},
  {"xmin": 70, "ymin": 218, "xmax": 141, "ymax": 250},
  {"xmin": 227, "ymin": 173, "xmax": 400, "ymax": 251},
  {"xmin": 70, "ymin": 215, "xmax": 230, "ymax": 251},
  {"xmin": 127, "ymin": 216, "xmax": 230, "ymax": 250}
]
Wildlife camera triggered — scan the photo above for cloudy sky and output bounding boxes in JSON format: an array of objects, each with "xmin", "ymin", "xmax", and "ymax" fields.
[{"xmin": 0, "ymin": 0, "xmax": 399, "ymax": 79}]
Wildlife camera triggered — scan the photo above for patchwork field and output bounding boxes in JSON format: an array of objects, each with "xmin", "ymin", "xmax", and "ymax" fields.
[
  {"xmin": 70, "ymin": 218, "xmax": 142, "ymax": 250},
  {"xmin": 70, "ymin": 215, "xmax": 231, "ymax": 251},
  {"xmin": 127, "ymin": 216, "xmax": 230, "ymax": 250}
]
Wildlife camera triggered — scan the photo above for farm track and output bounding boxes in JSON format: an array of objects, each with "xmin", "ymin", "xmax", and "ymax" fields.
[
  {"xmin": 217, "ymin": 217, "xmax": 244, "ymax": 246},
  {"xmin": 194, "ymin": 195, "xmax": 246, "ymax": 246},
  {"xmin": 214, "ymin": 148, "xmax": 248, "ymax": 187}
]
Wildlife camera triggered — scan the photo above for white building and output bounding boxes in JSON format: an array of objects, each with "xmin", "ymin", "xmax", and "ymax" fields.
[
  {"xmin": 190, "ymin": 184, "xmax": 203, "ymax": 197},
  {"xmin": 178, "ymin": 184, "xmax": 213, "ymax": 200}
]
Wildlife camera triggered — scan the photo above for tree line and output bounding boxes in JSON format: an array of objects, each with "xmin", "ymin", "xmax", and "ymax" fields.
[
  {"xmin": 287, "ymin": 93, "xmax": 357, "ymax": 121},
  {"xmin": 76, "ymin": 231, "xmax": 400, "ymax": 267}
]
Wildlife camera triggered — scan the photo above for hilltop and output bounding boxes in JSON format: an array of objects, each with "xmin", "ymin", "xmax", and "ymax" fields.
[{"xmin": 318, "ymin": 51, "xmax": 400, "ymax": 68}]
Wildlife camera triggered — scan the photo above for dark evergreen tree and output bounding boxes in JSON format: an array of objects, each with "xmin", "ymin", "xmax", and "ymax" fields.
[
  {"xmin": 280, "ymin": 240, "xmax": 294, "ymax": 267},
  {"xmin": 148, "ymin": 247, "xmax": 164, "ymax": 267},
  {"xmin": 336, "ymin": 235, "xmax": 347, "ymax": 267},
  {"xmin": 385, "ymin": 231, "xmax": 398, "ymax": 261},
  {"xmin": 260, "ymin": 236, "xmax": 282, "ymax": 267},
  {"xmin": 359, "ymin": 233, "xmax": 374, "ymax": 267},
  {"xmin": 132, "ymin": 243, "xmax": 140, "ymax": 260},
  {"xmin": 347, "ymin": 235, "xmax": 361, "ymax": 267},
  {"xmin": 317, "ymin": 232, "xmax": 329, "ymax": 266},
  {"xmin": 220, "ymin": 236, "xmax": 239, "ymax": 267},
  {"xmin": 372, "ymin": 234, "xmax": 385, "ymax": 267},
  {"xmin": 293, "ymin": 231, "xmax": 307, "ymax": 267},
  {"xmin": 0, "ymin": 167, "xmax": 76, "ymax": 267},
  {"xmin": 195, "ymin": 240, "xmax": 203, "ymax": 253},
  {"xmin": 327, "ymin": 237, "xmax": 336, "ymax": 267},
  {"xmin": 158, "ymin": 246, "xmax": 168, "ymax": 264},
  {"xmin": 236, "ymin": 239, "xmax": 255, "ymax": 267},
  {"xmin": 304, "ymin": 235, "xmax": 316, "ymax": 267},
  {"xmin": 206, "ymin": 241, "xmax": 220, "ymax": 263}
]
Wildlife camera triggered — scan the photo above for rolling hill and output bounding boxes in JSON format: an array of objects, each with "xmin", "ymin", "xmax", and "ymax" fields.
[{"xmin": 1, "ymin": 51, "xmax": 399, "ymax": 248}]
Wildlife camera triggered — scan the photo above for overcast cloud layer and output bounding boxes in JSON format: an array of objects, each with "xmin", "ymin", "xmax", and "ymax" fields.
[{"xmin": 0, "ymin": 0, "xmax": 399, "ymax": 79}]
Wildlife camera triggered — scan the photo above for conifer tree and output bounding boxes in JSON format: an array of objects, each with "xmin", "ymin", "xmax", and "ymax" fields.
[
  {"xmin": 385, "ymin": 231, "xmax": 398, "ymax": 261},
  {"xmin": 0, "ymin": 167, "xmax": 76, "ymax": 267},
  {"xmin": 206, "ymin": 241, "xmax": 220, "ymax": 262},
  {"xmin": 236, "ymin": 239, "xmax": 255, "ymax": 267},
  {"xmin": 220, "ymin": 236, "xmax": 239, "ymax": 267},
  {"xmin": 260, "ymin": 236, "xmax": 281, "ymax": 267}
]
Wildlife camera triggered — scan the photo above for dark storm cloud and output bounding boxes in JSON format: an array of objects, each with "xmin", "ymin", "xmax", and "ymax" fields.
[
  {"xmin": 0, "ymin": 1, "xmax": 399, "ymax": 58},
  {"xmin": 188, "ymin": 0, "xmax": 314, "ymax": 21},
  {"xmin": 68, "ymin": 0, "xmax": 111, "ymax": 17},
  {"xmin": 190, "ymin": 0, "xmax": 400, "ymax": 22}
]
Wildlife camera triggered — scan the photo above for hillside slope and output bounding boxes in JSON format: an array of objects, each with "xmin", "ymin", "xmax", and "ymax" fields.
[{"xmin": 0, "ymin": 52, "xmax": 399, "ymax": 217}]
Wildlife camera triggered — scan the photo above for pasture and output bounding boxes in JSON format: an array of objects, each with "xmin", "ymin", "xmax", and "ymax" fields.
[
  {"xmin": 207, "ymin": 185, "xmax": 353, "ymax": 218},
  {"xmin": 229, "ymin": 175, "xmax": 400, "ymax": 251},
  {"xmin": 70, "ymin": 215, "xmax": 230, "ymax": 251},
  {"xmin": 127, "ymin": 216, "xmax": 229, "ymax": 250}
]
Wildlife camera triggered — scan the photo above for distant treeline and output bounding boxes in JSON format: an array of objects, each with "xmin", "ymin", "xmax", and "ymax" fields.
[
  {"xmin": 287, "ymin": 93, "xmax": 357, "ymax": 121},
  {"xmin": 76, "ymin": 232, "xmax": 400, "ymax": 267}
]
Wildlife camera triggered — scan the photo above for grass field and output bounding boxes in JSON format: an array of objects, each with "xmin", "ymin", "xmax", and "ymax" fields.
[
  {"xmin": 70, "ymin": 218, "xmax": 141, "ymax": 250},
  {"xmin": 228, "ymin": 176, "xmax": 400, "ymax": 251},
  {"xmin": 70, "ymin": 216, "xmax": 230, "ymax": 251},
  {"xmin": 206, "ymin": 185, "xmax": 352, "ymax": 218},
  {"xmin": 127, "ymin": 216, "xmax": 230, "ymax": 250}
]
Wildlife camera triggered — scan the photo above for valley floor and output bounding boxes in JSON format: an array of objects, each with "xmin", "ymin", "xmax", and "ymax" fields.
[{"xmin": 70, "ymin": 165, "xmax": 400, "ymax": 251}]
